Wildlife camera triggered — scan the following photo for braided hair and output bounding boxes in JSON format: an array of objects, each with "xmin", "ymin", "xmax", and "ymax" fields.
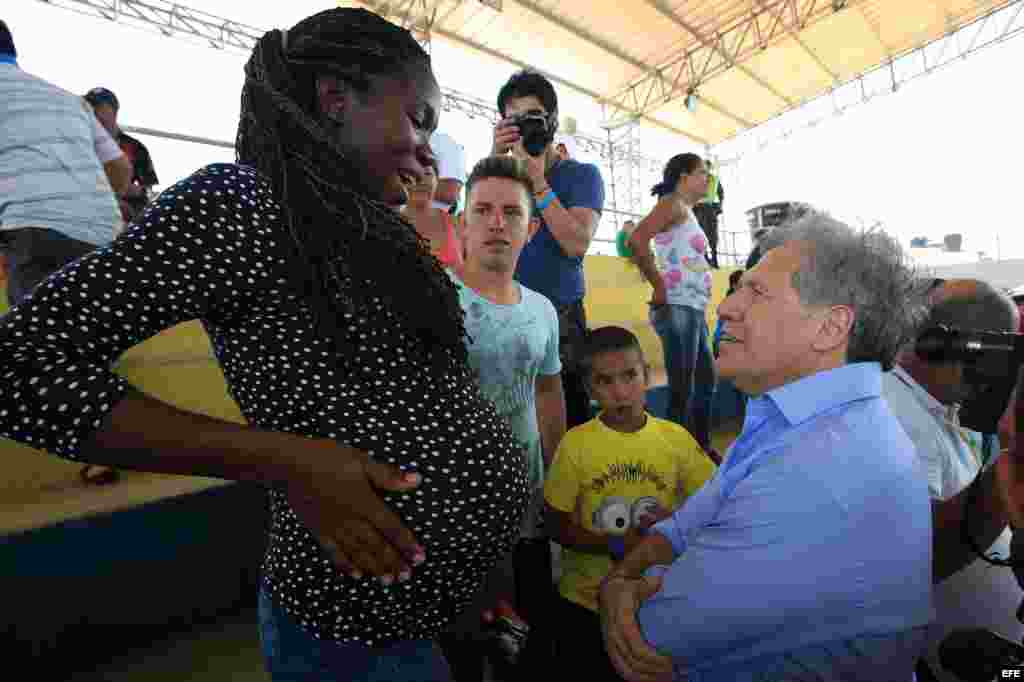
[{"xmin": 235, "ymin": 8, "xmax": 468, "ymax": 369}]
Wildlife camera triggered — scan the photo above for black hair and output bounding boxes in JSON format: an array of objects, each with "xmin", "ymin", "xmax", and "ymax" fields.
[
  {"xmin": 497, "ymin": 69, "xmax": 558, "ymax": 120},
  {"xmin": 235, "ymin": 8, "xmax": 468, "ymax": 369},
  {"xmin": 926, "ymin": 281, "xmax": 1017, "ymax": 334},
  {"xmin": 651, "ymin": 153, "xmax": 703, "ymax": 198},
  {"xmin": 580, "ymin": 326, "xmax": 645, "ymax": 377},
  {"xmin": 84, "ymin": 87, "xmax": 120, "ymax": 112},
  {"xmin": 727, "ymin": 269, "xmax": 744, "ymax": 294},
  {"xmin": 0, "ymin": 20, "xmax": 16, "ymax": 58},
  {"xmin": 464, "ymin": 155, "xmax": 534, "ymax": 213}
]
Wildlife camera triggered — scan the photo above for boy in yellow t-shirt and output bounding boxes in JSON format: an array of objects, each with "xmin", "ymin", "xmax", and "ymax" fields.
[{"xmin": 544, "ymin": 325, "xmax": 715, "ymax": 681}]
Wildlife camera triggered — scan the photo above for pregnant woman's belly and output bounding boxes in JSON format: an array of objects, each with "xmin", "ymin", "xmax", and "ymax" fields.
[{"xmin": 254, "ymin": 367, "xmax": 530, "ymax": 645}]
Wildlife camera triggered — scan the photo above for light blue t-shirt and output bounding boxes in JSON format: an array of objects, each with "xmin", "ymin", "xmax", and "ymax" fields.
[{"xmin": 454, "ymin": 277, "xmax": 561, "ymax": 496}]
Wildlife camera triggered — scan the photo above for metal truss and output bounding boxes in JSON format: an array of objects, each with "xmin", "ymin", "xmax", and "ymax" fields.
[
  {"xmin": 714, "ymin": 0, "xmax": 1024, "ymax": 163},
  {"xmin": 38, "ymin": 0, "xmax": 264, "ymax": 51},
  {"xmin": 352, "ymin": 0, "xmax": 705, "ymax": 143},
  {"xmin": 33, "ymin": 0, "xmax": 665, "ymax": 221},
  {"xmin": 369, "ymin": 0, "xmax": 445, "ymax": 48},
  {"xmin": 603, "ymin": 0, "xmax": 869, "ymax": 129}
]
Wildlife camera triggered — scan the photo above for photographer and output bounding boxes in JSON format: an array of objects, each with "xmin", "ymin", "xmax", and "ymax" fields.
[
  {"xmin": 883, "ymin": 278, "xmax": 1023, "ymax": 681},
  {"xmin": 492, "ymin": 70, "xmax": 605, "ymax": 429}
]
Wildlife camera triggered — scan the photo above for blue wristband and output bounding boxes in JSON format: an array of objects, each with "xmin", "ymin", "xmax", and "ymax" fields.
[
  {"xmin": 608, "ymin": 535, "xmax": 625, "ymax": 561},
  {"xmin": 535, "ymin": 189, "xmax": 556, "ymax": 212}
]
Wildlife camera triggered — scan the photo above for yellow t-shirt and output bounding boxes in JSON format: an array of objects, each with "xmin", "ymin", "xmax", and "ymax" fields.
[{"xmin": 544, "ymin": 413, "xmax": 715, "ymax": 613}]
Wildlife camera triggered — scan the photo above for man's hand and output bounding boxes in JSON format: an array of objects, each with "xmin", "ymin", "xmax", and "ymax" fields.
[
  {"xmin": 600, "ymin": 574, "xmax": 674, "ymax": 682},
  {"xmin": 492, "ymin": 118, "xmax": 520, "ymax": 156},
  {"xmin": 522, "ymin": 151, "xmax": 548, "ymax": 193},
  {"xmin": 622, "ymin": 527, "xmax": 649, "ymax": 556},
  {"xmin": 286, "ymin": 444, "xmax": 426, "ymax": 584},
  {"xmin": 635, "ymin": 504, "xmax": 671, "ymax": 531}
]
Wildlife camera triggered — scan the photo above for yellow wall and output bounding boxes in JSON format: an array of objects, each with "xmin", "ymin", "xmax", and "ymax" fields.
[
  {"xmin": 0, "ymin": 281, "xmax": 245, "ymax": 509},
  {"xmin": 584, "ymin": 254, "xmax": 736, "ymax": 371},
  {"xmin": 0, "ymin": 257, "xmax": 737, "ymax": 511}
]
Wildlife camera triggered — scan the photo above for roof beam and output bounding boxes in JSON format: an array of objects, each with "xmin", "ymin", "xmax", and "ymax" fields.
[
  {"xmin": 603, "ymin": 0, "xmax": 869, "ymax": 129},
  {"xmin": 373, "ymin": 0, "xmax": 444, "ymax": 40},
  {"xmin": 357, "ymin": 0, "xmax": 711, "ymax": 144},
  {"xmin": 754, "ymin": 0, "xmax": 840, "ymax": 82},
  {"xmin": 643, "ymin": 0, "xmax": 796, "ymax": 106},
  {"xmin": 713, "ymin": 0, "xmax": 1024, "ymax": 154},
  {"xmin": 506, "ymin": 0, "xmax": 753, "ymax": 129},
  {"xmin": 856, "ymin": 3, "xmax": 893, "ymax": 57}
]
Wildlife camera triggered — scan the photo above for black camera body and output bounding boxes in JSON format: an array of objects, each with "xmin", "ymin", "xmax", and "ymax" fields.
[
  {"xmin": 915, "ymin": 326, "xmax": 1024, "ymax": 376},
  {"xmin": 510, "ymin": 112, "xmax": 555, "ymax": 157},
  {"xmin": 914, "ymin": 325, "xmax": 1024, "ymax": 434}
]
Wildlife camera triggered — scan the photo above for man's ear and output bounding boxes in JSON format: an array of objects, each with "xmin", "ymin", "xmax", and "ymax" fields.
[
  {"xmin": 812, "ymin": 305, "xmax": 855, "ymax": 354},
  {"xmin": 316, "ymin": 75, "xmax": 348, "ymax": 123}
]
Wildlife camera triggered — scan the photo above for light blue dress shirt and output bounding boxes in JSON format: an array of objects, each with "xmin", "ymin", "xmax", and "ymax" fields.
[{"xmin": 637, "ymin": 362, "xmax": 933, "ymax": 681}]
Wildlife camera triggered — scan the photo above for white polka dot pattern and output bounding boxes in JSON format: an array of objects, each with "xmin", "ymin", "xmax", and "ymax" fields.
[{"xmin": 0, "ymin": 164, "xmax": 530, "ymax": 645}]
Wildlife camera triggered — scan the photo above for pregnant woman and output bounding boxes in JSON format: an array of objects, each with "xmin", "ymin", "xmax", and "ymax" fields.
[{"xmin": 0, "ymin": 9, "xmax": 528, "ymax": 681}]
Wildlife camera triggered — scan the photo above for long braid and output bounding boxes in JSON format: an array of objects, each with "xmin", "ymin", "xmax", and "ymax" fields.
[{"xmin": 235, "ymin": 8, "xmax": 468, "ymax": 369}]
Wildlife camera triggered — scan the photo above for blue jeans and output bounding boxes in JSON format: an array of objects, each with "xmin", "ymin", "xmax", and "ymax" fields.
[
  {"xmin": 0, "ymin": 227, "xmax": 97, "ymax": 307},
  {"xmin": 258, "ymin": 587, "xmax": 453, "ymax": 682},
  {"xmin": 650, "ymin": 303, "xmax": 716, "ymax": 449}
]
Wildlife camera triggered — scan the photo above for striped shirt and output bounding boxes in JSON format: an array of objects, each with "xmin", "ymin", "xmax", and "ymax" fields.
[{"xmin": 0, "ymin": 62, "xmax": 121, "ymax": 245}]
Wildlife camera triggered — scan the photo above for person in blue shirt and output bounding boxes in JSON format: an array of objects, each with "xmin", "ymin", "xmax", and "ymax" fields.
[
  {"xmin": 599, "ymin": 210, "xmax": 935, "ymax": 681},
  {"xmin": 491, "ymin": 70, "xmax": 605, "ymax": 430}
]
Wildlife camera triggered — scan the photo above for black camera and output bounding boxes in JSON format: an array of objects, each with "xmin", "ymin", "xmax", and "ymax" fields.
[
  {"xmin": 914, "ymin": 325, "xmax": 1024, "ymax": 434},
  {"xmin": 510, "ymin": 112, "xmax": 554, "ymax": 157},
  {"xmin": 915, "ymin": 326, "xmax": 1024, "ymax": 376},
  {"xmin": 940, "ymin": 628, "xmax": 1024, "ymax": 681}
]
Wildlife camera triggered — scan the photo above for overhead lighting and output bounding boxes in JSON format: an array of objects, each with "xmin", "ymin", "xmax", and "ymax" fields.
[{"xmin": 685, "ymin": 91, "xmax": 698, "ymax": 113}]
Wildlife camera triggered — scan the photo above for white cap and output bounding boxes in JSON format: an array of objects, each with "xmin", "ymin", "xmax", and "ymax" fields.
[
  {"xmin": 429, "ymin": 131, "xmax": 467, "ymax": 211},
  {"xmin": 430, "ymin": 131, "xmax": 466, "ymax": 184}
]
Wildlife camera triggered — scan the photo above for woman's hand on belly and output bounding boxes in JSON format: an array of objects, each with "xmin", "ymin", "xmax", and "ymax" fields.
[{"xmin": 286, "ymin": 440, "xmax": 427, "ymax": 585}]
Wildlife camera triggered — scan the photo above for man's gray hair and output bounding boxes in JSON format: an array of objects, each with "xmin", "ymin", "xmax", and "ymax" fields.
[{"xmin": 760, "ymin": 209, "xmax": 930, "ymax": 370}]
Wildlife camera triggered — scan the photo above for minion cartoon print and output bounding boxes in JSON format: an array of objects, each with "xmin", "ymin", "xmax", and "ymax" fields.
[{"xmin": 592, "ymin": 495, "xmax": 663, "ymax": 535}]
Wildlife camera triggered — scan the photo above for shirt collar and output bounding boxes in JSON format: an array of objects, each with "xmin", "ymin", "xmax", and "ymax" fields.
[
  {"xmin": 890, "ymin": 363, "xmax": 958, "ymax": 421},
  {"xmin": 755, "ymin": 362, "xmax": 883, "ymax": 427}
]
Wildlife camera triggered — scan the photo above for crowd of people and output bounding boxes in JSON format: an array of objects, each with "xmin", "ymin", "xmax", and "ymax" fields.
[{"xmin": 1, "ymin": 8, "xmax": 1022, "ymax": 682}]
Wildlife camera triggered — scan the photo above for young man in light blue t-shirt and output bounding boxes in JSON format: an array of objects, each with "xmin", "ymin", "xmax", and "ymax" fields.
[{"xmin": 441, "ymin": 155, "xmax": 566, "ymax": 680}]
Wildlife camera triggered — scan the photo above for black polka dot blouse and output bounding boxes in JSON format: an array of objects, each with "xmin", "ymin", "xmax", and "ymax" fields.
[{"xmin": 0, "ymin": 164, "xmax": 529, "ymax": 645}]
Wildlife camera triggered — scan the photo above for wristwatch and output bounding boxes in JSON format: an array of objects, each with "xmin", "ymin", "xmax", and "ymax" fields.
[
  {"xmin": 535, "ymin": 189, "xmax": 556, "ymax": 212},
  {"xmin": 608, "ymin": 534, "xmax": 625, "ymax": 561}
]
